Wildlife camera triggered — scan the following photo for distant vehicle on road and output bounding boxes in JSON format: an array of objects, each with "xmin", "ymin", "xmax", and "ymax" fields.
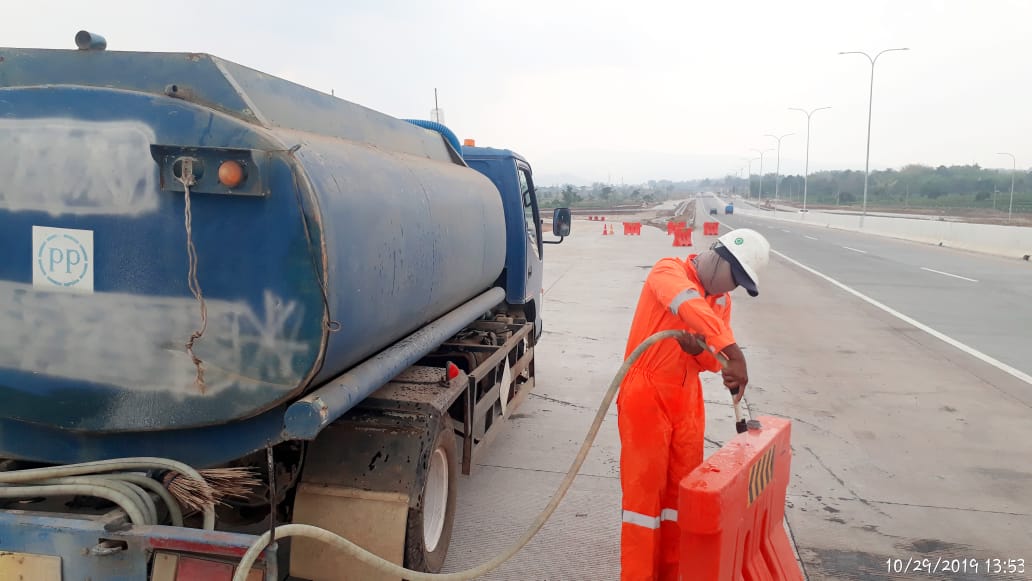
[
  {"xmin": 725, "ymin": 204, "xmax": 734, "ymax": 215},
  {"xmin": 710, "ymin": 208, "xmax": 719, "ymax": 215}
]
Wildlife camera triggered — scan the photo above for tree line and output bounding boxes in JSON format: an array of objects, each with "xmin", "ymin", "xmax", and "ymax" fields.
[
  {"xmin": 723, "ymin": 164, "xmax": 1031, "ymax": 211},
  {"xmin": 537, "ymin": 165, "xmax": 1032, "ymax": 213}
]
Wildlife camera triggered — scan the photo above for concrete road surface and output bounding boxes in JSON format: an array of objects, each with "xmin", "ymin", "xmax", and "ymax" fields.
[
  {"xmin": 705, "ymin": 195, "xmax": 1032, "ymax": 401},
  {"xmin": 443, "ymin": 205, "xmax": 1031, "ymax": 580}
]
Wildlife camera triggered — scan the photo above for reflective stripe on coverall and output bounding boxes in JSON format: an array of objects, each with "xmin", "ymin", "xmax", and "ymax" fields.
[{"xmin": 618, "ymin": 255, "xmax": 734, "ymax": 581}]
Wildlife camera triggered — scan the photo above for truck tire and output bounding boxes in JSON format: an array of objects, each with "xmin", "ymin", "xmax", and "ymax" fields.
[{"xmin": 404, "ymin": 421, "xmax": 459, "ymax": 572}]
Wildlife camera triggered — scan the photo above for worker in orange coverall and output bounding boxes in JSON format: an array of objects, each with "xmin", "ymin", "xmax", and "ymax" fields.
[{"xmin": 618, "ymin": 227, "xmax": 770, "ymax": 580}]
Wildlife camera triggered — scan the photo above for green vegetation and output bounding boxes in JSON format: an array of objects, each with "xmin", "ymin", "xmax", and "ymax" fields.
[
  {"xmin": 539, "ymin": 182, "xmax": 670, "ymax": 208},
  {"xmin": 536, "ymin": 165, "xmax": 1032, "ymax": 215},
  {"xmin": 727, "ymin": 165, "xmax": 1032, "ymax": 213}
]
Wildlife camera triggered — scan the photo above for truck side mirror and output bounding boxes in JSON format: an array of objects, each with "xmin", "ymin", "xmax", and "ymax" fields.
[
  {"xmin": 543, "ymin": 208, "xmax": 571, "ymax": 245},
  {"xmin": 552, "ymin": 208, "xmax": 571, "ymax": 236}
]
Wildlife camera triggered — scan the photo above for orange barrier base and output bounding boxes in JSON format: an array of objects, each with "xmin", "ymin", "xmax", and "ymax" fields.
[
  {"xmin": 673, "ymin": 227, "xmax": 693, "ymax": 247},
  {"xmin": 678, "ymin": 416, "xmax": 802, "ymax": 581},
  {"xmin": 703, "ymin": 222, "xmax": 720, "ymax": 236}
]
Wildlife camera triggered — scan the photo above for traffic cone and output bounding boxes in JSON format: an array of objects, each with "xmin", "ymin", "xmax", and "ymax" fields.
[
  {"xmin": 609, "ymin": 224, "xmax": 615, "ymax": 235},
  {"xmin": 602, "ymin": 224, "xmax": 608, "ymax": 236}
]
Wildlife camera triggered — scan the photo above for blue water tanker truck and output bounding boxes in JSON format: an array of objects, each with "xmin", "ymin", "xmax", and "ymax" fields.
[{"xmin": 0, "ymin": 32, "xmax": 571, "ymax": 581}]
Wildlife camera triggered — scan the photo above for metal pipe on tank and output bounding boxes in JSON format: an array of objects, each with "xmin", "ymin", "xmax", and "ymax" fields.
[
  {"xmin": 74, "ymin": 31, "xmax": 107, "ymax": 51},
  {"xmin": 283, "ymin": 287, "xmax": 506, "ymax": 440}
]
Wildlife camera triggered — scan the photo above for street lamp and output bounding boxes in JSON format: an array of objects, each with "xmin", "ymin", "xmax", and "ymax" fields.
[
  {"xmin": 789, "ymin": 106, "xmax": 832, "ymax": 213},
  {"xmin": 742, "ymin": 157, "xmax": 758, "ymax": 200},
  {"xmin": 840, "ymin": 47, "xmax": 909, "ymax": 228},
  {"xmin": 750, "ymin": 148, "xmax": 771, "ymax": 202},
  {"xmin": 997, "ymin": 152, "xmax": 1016, "ymax": 221},
  {"xmin": 765, "ymin": 133, "xmax": 793, "ymax": 211}
]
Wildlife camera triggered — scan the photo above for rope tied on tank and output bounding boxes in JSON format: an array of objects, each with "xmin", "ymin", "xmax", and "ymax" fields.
[{"xmin": 177, "ymin": 158, "xmax": 208, "ymax": 394}]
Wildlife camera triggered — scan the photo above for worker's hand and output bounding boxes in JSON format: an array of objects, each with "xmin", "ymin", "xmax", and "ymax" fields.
[
  {"xmin": 719, "ymin": 343, "xmax": 748, "ymax": 402},
  {"xmin": 675, "ymin": 332, "xmax": 707, "ymax": 356},
  {"xmin": 722, "ymin": 359, "xmax": 748, "ymax": 401}
]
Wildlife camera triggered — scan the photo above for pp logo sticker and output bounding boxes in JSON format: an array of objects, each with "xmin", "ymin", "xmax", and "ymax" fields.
[{"xmin": 33, "ymin": 226, "xmax": 94, "ymax": 293}]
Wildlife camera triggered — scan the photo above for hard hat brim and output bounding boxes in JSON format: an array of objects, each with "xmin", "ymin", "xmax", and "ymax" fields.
[{"xmin": 713, "ymin": 245, "xmax": 759, "ymax": 297}]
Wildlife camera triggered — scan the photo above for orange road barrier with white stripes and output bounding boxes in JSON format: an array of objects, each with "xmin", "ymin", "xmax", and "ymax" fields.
[{"xmin": 678, "ymin": 416, "xmax": 803, "ymax": 580}]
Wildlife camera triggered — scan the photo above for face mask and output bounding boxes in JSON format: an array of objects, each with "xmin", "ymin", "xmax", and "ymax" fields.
[{"xmin": 694, "ymin": 250, "xmax": 736, "ymax": 296}]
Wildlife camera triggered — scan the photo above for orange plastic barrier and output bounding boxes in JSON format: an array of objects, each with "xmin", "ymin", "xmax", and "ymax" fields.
[
  {"xmin": 703, "ymin": 222, "xmax": 720, "ymax": 236},
  {"xmin": 678, "ymin": 416, "xmax": 802, "ymax": 581},
  {"xmin": 672, "ymin": 227, "xmax": 693, "ymax": 247},
  {"xmin": 601, "ymin": 216, "xmax": 606, "ymax": 221},
  {"xmin": 623, "ymin": 222, "xmax": 642, "ymax": 235}
]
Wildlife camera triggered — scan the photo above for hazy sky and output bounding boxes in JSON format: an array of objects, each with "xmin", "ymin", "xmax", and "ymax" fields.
[{"xmin": 3, "ymin": 0, "xmax": 1029, "ymax": 184}]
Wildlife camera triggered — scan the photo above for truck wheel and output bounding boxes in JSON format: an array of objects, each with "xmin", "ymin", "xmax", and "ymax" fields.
[{"xmin": 404, "ymin": 422, "xmax": 458, "ymax": 572}]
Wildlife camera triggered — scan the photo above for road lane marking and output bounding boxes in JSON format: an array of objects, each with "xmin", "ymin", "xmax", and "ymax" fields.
[
  {"xmin": 772, "ymin": 249, "xmax": 1032, "ymax": 389},
  {"xmin": 710, "ymin": 215, "xmax": 1032, "ymax": 391},
  {"xmin": 805, "ymin": 235, "xmax": 819, "ymax": 240},
  {"xmin": 781, "ymin": 229, "xmax": 791, "ymax": 233},
  {"xmin": 842, "ymin": 246, "xmax": 867, "ymax": 254},
  {"xmin": 920, "ymin": 267, "xmax": 978, "ymax": 283}
]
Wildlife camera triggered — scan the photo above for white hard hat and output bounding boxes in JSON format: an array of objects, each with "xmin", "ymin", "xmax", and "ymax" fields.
[{"xmin": 714, "ymin": 228, "xmax": 771, "ymax": 296}]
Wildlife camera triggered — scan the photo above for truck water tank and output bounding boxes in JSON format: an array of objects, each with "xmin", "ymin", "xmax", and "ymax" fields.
[{"xmin": 0, "ymin": 48, "xmax": 506, "ymax": 433}]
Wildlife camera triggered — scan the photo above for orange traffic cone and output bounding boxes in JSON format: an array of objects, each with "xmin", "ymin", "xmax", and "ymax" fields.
[
  {"xmin": 609, "ymin": 224, "xmax": 615, "ymax": 235},
  {"xmin": 602, "ymin": 224, "xmax": 608, "ymax": 236}
]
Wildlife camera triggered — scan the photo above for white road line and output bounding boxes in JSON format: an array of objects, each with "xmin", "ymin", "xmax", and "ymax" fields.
[
  {"xmin": 710, "ymin": 215, "xmax": 1032, "ymax": 389},
  {"xmin": 781, "ymin": 229, "xmax": 791, "ymax": 233},
  {"xmin": 772, "ymin": 249, "xmax": 1032, "ymax": 388},
  {"xmin": 805, "ymin": 235, "xmax": 819, "ymax": 241},
  {"xmin": 842, "ymin": 246, "xmax": 867, "ymax": 254},
  {"xmin": 920, "ymin": 267, "xmax": 978, "ymax": 283}
]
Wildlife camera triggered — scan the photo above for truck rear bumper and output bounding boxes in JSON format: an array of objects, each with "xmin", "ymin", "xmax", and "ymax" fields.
[{"xmin": 0, "ymin": 509, "xmax": 276, "ymax": 580}]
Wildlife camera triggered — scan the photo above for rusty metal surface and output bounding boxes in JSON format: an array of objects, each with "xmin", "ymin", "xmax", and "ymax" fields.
[{"xmin": 0, "ymin": 509, "xmax": 276, "ymax": 580}]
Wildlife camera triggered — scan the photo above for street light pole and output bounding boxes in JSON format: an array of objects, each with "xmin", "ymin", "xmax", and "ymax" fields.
[
  {"xmin": 997, "ymin": 152, "xmax": 1016, "ymax": 221},
  {"xmin": 743, "ymin": 157, "xmax": 758, "ymax": 200},
  {"xmin": 789, "ymin": 106, "xmax": 831, "ymax": 213},
  {"xmin": 750, "ymin": 148, "xmax": 771, "ymax": 202},
  {"xmin": 765, "ymin": 133, "xmax": 793, "ymax": 212},
  {"xmin": 840, "ymin": 47, "xmax": 909, "ymax": 228},
  {"xmin": 743, "ymin": 159, "xmax": 752, "ymax": 199}
]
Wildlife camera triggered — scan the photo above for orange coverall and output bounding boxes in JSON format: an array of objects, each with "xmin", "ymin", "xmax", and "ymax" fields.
[{"xmin": 618, "ymin": 255, "xmax": 735, "ymax": 580}]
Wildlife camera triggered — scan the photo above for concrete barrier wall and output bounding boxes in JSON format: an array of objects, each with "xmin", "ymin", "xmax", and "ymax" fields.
[{"xmin": 715, "ymin": 198, "xmax": 1032, "ymax": 259}]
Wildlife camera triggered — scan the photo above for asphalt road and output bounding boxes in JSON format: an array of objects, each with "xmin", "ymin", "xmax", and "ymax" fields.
[{"xmin": 703, "ymin": 195, "xmax": 1032, "ymax": 407}]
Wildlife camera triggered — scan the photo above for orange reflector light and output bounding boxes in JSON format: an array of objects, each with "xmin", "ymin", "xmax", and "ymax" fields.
[
  {"xmin": 218, "ymin": 160, "xmax": 246, "ymax": 188},
  {"xmin": 463, "ymin": 138, "xmax": 475, "ymax": 147},
  {"xmin": 447, "ymin": 362, "xmax": 460, "ymax": 380}
]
